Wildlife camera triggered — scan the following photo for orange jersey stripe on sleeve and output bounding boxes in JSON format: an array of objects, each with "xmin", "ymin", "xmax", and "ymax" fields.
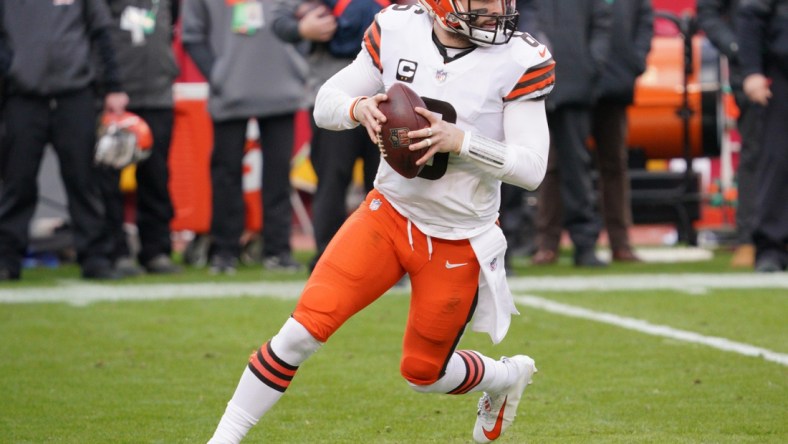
[
  {"xmin": 504, "ymin": 59, "xmax": 555, "ymax": 102},
  {"xmin": 364, "ymin": 20, "xmax": 383, "ymax": 73}
]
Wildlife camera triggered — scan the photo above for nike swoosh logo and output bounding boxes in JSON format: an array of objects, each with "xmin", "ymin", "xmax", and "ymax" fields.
[
  {"xmin": 538, "ymin": 46, "xmax": 547, "ymax": 57},
  {"xmin": 482, "ymin": 395, "xmax": 507, "ymax": 440},
  {"xmin": 445, "ymin": 261, "xmax": 468, "ymax": 269}
]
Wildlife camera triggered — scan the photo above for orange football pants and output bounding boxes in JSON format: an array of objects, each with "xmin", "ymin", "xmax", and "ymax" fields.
[{"xmin": 293, "ymin": 189, "xmax": 481, "ymax": 385}]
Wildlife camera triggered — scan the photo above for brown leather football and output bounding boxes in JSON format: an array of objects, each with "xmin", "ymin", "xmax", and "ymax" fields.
[{"xmin": 377, "ymin": 83, "xmax": 430, "ymax": 179}]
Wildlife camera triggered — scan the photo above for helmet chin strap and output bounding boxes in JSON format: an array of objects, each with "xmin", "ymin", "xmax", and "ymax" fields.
[{"xmin": 469, "ymin": 25, "xmax": 502, "ymax": 46}]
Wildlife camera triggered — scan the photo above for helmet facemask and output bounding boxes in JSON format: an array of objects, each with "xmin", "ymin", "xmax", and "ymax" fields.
[{"xmin": 421, "ymin": 0, "xmax": 519, "ymax": 46}]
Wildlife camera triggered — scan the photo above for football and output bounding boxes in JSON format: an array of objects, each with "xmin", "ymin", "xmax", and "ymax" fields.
[{"xmin": 377, "ymin": 83, "xmax": 430, "ymax": 179}]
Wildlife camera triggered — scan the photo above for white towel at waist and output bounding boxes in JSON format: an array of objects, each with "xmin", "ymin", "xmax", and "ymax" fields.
[{"xmin": 469, "ymin": 224, "xmax": 519, "ymax": 344}]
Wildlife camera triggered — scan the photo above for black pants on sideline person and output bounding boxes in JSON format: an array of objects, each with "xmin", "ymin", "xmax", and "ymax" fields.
[
  {"xmin": 536, "ymin": 106, "xmax": 602, "ymax": 254},
  {"xmin": 753, "ymin": 67, "xmax": 788, "ymax": 269},
  {"xmin": 210, "ymin": 114, "xmax": 295, "ymax": 260},
  {"xmin": 99, "ymin": 108, "xmax": 175, "ymax": 264},
  {"xmin": 0, "ymin": 88, "xmax": 113, "ymax": 276},
  {"xmin": 308, "ymin": 116, "xmax": 379, "ymax": 271}
]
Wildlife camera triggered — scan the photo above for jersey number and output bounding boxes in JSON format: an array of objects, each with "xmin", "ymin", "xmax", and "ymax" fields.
[
  {"xmin": 391, "ymin": 3, "xmax": 425, "ymax": 14},
  {"xmin": 417, "ymin": 97, "xmax": 457, "ymax": 180},
  {"xmin": 520, "ymin": 32, "xmax": 540, "ymax": 48}
]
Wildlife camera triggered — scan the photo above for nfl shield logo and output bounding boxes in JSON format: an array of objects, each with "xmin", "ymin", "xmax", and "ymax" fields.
[
  {"xmin": 389, "ymin": 128, "xmax": 410, "ymax": 149},
  {"xmin": 435, "ymin": 69, "xmax": 448, "ymax": 83},
  {"xmin": 370, "ymin": 199, "xmax": 382, "ymax": 211},
  {"xmin": 489, "ymin": 257, "xmax": 497, "ymax": 271}
]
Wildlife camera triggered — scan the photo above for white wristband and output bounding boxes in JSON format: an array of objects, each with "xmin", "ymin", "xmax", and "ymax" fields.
[{"xmin": 462, "ymin": 132, "xmax": 507, "ymax": 168}]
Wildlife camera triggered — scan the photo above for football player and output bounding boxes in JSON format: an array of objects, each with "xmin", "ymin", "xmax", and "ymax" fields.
[{"xmin": 208, "ymin": 0, "xmax": 554, "ymax": 442}]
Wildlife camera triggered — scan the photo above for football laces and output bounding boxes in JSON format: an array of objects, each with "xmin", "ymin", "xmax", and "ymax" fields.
[{"xmin": 376, "ymin": 129, "xmax": 387, "ymax": 157}]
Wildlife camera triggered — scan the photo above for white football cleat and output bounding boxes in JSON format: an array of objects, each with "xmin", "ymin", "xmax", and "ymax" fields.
[{"xmin": 472, "ymin": 355, "xmax": 537, "ymax": 443}]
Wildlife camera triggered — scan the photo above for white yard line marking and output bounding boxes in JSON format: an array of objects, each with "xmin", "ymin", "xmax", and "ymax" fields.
[
  {"xmin": 1, "ymin": 273, "xmax": 786, "ymax": 366},
  {"xmin": 0, "ymin": 273, "xmax": 785, "ymax": 306},
  {"xmin": 515, "ymin": 295, "xmax": 788, "ymax": 367},
  {"xmin": 507, "ymin": 273, "xmax": 788, "ymax": 293},
  {"xmin": 0, "ymin": 281, "xmax": 304, "ymax": 306}
]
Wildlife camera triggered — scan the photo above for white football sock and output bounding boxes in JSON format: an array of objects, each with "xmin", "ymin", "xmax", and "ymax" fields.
[
  {"xmin": 208, "ymin": 318, "xmax": 322, "ymax": 442},
  {"xmin": 207, "ymin": 399, "xmax": 257, "ymax": 444},
  {"xmin": 409, "ymin": 350, "xmax": 518, "ymax": 395},
  {"xmin": 475, "ymin": 354, "xmax": 520, "ymax": 394},
  {"xmin": 270, "ymin": 317, "xmax": 323, "ymax": 366}
]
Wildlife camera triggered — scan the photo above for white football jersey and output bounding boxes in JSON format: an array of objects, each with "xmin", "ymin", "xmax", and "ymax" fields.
[{"xmin": 323, "ymin": 4, "xmax": 554, "ymax": 240}]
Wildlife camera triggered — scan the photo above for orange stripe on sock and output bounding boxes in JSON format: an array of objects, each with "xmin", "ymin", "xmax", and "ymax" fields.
[
  {"xmin": 465, "ymin": 351, "xmax": 485, "ymax": 390},
  {"xmin": 450, "ymin": 351, "xmax": 477, "ymax": 394},
  {"xmin": 246, "ymin": 342, "xmax": 298, "ymax": 392},
  {"xmin": 449, "ymin": 351, "xmax": 485, "ymax": 394},
  {"xmin": 261, "ymin": 342, "xmax": 298, "ymax": 377},
  {"xmin": 249, "ymin": 354, "xmax": 291, "ymax": 389}
]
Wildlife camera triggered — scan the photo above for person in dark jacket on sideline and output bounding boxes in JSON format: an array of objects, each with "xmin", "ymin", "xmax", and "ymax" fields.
[
  {"xmin": 0, "ymin": 0, "xmax": 128, "ymax": 281},
  {"xmin": 736, "ymin": 0, "xmax": 788, "ymax": 272},
  {"xmin": 498, "ymin": 0, "xmax": 540, "ymax": 274},
  {"xmin": 182, "ymin": 0, "xmax": 309, "ymax": 275},
  {"xmin": 698, "ymin": 0, "xmax": 765, "ymax": 268},
  {"xmin": 591, "ymin": 0, "xmax": 653, "ymax": 263},
  {"xmin": 271, "ymin": 0, "xmax": 383, "ymax": 273},
  {"xmin": 530, "ymin": 0, "xmax": 612, "ymax": 267},
  {"xmin": 99, "ymin": 0, "xmax": 182, "ymax": 276}
]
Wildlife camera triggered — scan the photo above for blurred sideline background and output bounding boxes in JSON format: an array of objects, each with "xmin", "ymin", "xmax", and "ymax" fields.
[{"xmin": 27, "ymin": 0, "xmax": 741, "ymax": 269}]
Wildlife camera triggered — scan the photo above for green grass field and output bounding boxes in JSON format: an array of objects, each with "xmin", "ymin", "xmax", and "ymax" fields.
[{"xmin": 1, "ymin": 249, "xmax": 786, "ymax": 443}]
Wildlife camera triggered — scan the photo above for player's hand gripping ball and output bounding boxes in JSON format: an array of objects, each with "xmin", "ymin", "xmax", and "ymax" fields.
[{"xmin": 377, "ymin": 83, "xmax": 430, "ymax": 178}]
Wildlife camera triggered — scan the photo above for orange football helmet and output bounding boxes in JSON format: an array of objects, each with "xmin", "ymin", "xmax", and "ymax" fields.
[
  {"xmin": 95, "ymin": 111, "xmax": 153, "ymax": 169},
  {"xmin": 417, "ymin": 0, "xmax": 519, "ymax": 46}
]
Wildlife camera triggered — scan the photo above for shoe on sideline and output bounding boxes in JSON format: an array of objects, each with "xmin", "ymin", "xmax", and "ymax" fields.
[{"xmin": 262, "ymin": 253, "xmax": 303, "ymax": 273}]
